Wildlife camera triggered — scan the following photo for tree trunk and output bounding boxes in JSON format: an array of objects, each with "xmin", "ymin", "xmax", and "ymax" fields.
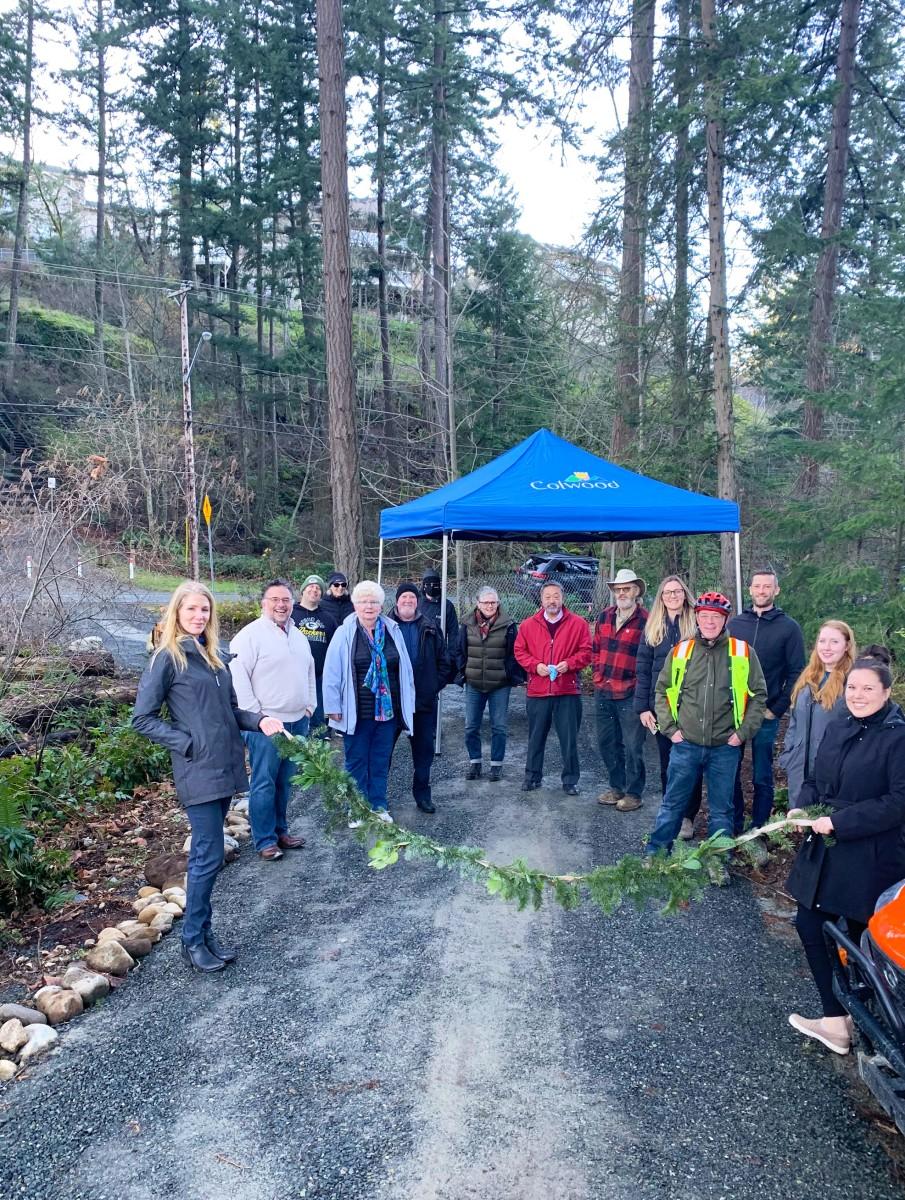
[
  {"xmin": 228, "ymin": 76, "xmax": 251, "ymax": 532},
  {"xmin": 4, "ymin": 0, "xmax": 34, "ymax": 388},
  {"xmin": 797, "ymin": 0, "xmax": 861, "ymax": 497},
  {"xmin": 375, "ymin": 25, "xmax": 400, "ymax": 486},
  {"xmin": 316, "ymin": 0, "xmax": 363, "ymax": 578},
  {"xmin": 610, "ymin": 0, "xmax": 656, "ymax": 460},
  {"xmin": 701, "ymin": 0, "xmax": 736, "ymax": 594},
  {"xmin": 669, "ymin": 0, "xmax": 692, "ymax": 573},
  {"xmin": 430, "ymin": 1, "xmax": 451, "ymax": 481},
  {"xmin": 94, "ymin": 0, "xmax": 109, "ymax": 395}
]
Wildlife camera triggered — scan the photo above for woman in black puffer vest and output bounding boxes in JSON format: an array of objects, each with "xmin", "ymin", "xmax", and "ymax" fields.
[{"xmin": 456, "ymin": 587, "xmax": 526, "ymax": 782}]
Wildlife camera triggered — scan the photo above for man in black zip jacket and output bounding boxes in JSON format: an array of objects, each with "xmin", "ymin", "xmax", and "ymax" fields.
[
  {"xmin": 390, "ymin": 583, "xmax": 455, "ymax": 813},
  {"xmin": 728, "ymin": 568, "xmax": 805, "ymax": 833}
]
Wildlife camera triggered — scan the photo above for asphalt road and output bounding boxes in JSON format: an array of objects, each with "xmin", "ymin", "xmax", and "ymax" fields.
[{"xmin": 0, "ymin": 690, "xmax": 900, "ymax": 1199}]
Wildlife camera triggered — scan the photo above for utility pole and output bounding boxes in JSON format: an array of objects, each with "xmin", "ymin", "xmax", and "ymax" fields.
[{"xmin": 170, "ymin": 282, "xmax": 201, "ymax": 580}]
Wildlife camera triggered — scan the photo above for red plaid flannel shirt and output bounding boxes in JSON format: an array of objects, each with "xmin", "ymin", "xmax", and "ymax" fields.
[{"xmin": 592, "ymin": 605, "xmax": 648, "ymax": 699}]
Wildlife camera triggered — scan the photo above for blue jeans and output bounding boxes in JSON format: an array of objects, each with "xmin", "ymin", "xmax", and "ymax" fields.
[
  {"xmin": 183, "ymin": 797, "xmax": 230, "ymax": 947},
  {"xmin": 244, "ymin": 716, "xmax": 310, "ymax": 851},
  {"xmin": 596, "ymin": 693, "xmax": 646, "ymax": 798},
  {"xmin": 732, "ymin": 716, "xmax": 780, "ymax": 833},
  {"xmin": 464, "ymin": 685, "xmax": 511, "ymax": 764},
  {"xmin": 647, "ymin": 740, "xmax": 741, "ymax": 855},
  {"xmin": 344, "ymin": 718, "xmax": 397, "ymax": 810},
  {"xmin": 310, "ymin": 676, "xmax": 327, "ymax": 739}
]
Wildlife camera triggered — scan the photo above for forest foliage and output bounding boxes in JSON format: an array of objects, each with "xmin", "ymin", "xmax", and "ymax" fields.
[{"xmin": 0, "ymin": 0, "xmax": 903, "ymax": 654}]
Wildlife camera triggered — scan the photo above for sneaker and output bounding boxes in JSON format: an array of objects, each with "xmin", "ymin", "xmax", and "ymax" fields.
[
  {"xmin": 374, "ymin": 810, "xmax": 394, "ymax": 824},
  {"xmin": 678, "ymin": 818, "xmax": 695, "ymax": 840},
  {"xmin": 488, "ymin": 765, "xmax": 503, "ymax": 782},
  {"xmin": 616, "ymin": 794, "xmax": 642, "ymax": 812},
  {"xmin": 465, "ymin": 762, "xmax": 482, "ymax": 780},
  {"xmin": 597, "ymin": 789, "xmax": 624, "ymax": 806},
  {"xmin": 788, "ymin": 1013, "xmax": 851, "ymax": 1055}
]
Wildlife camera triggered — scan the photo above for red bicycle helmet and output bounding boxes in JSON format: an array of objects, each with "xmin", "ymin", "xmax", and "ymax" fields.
[{"xmin": 694, "ymin": 591, "xmax": 732, "ymax": 616}]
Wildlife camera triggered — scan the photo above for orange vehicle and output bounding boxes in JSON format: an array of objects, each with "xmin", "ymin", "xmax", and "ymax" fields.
[{"xmin": 825, "ymin": 883, "xmax": 905, "ymax": 1134}]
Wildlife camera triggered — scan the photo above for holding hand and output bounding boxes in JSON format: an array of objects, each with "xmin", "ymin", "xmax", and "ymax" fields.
[
  {"xmin": 536, "ymin": 663, "xmax": 551, "ymax": 677},
  {"xmin": 639, "ymin": 710, "xmax": 657, "ymax": 734},
  {"xmin": 259, "ymin": 716, "xmax": 286, "ymax": 737}
]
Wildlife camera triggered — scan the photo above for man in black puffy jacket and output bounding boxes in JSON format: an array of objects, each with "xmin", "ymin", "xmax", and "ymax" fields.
[
  {"xmin": 389, "ymin": 583, "xmax": 455, "ymax": 813},
  {"xmin": 728, "ymin": 568, "xmax": 805, "ymax": 832}
]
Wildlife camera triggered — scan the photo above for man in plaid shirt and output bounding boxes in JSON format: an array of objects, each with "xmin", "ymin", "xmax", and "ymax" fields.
[{"xmin": 593, "ymin": 568, "xmax": 649, "ymax": 812}]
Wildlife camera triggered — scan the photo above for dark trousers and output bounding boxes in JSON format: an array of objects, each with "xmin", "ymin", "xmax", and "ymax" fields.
[
  {"xmin": 795, "ymin": 903, "xmax": 865, "ymax": 1019},
  {"xmin": 655, "ymin": 732, "xmax": 702, "ymax": 820},
  {"xmin": 183, "ymin": 797, "xmax": 230, "ymax": 947},
  {"xmin": 395, "ymin": 707, "xmax": 437, "ymax": 808},
  {"xmin": 732, "ymin": 716, "xmax": 780, "ymax": 833},
  {"xmin": 525, "ymin": 695, "xmax": 582, "ymax": 788},
  {"xmin": 596, "ymin": 694, "xmax": 646, "ymax": 798}
]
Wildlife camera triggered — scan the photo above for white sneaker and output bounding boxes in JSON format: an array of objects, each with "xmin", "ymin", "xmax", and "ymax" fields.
[
  {"xmin": 374, "ymin": 810, "xmax": 394, "ymax": 824},
  {"xmin": 678, "ymin": 818, "xmax": 695, "ymax": 840},
  {"xmin": 348, "ymin": 819, "xmax": 364, "ymax": 830}
]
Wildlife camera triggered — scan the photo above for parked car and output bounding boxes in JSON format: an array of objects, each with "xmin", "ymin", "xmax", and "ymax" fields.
[{"xmin": 514, "ymin": 553, "xmax": 599, "ymax": 605}]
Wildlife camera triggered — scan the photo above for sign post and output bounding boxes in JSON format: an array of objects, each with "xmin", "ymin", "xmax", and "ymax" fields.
[{"xmin": 202, "ymin": 494, "xmax": 214, "ymax": 587}]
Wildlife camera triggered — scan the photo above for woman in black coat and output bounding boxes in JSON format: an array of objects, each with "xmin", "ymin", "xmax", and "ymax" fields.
[
  {"xmin": 133, "ymin": 582, "xmax": 285, "ymax": 973},
  {"xmin": 787, "ymin": 648, "xmax": 905, "ymax": 1054}
]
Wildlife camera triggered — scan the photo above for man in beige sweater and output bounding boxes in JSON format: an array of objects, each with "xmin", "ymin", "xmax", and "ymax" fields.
[{"xmin": 229, "ymin": 579, "xmax": 316, "ymax": 860}]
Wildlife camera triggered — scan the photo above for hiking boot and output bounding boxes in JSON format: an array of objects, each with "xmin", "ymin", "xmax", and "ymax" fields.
[
  {"xmin": 678, "ymin": 818, "xmax": 695, "ymax": 840},
  {"xmin": 597, "ymin": 789, "xmax": 624, "ymax": 806},
  {"xmin": 466, "ymin": 762, "xmax": 482, "ymax": 780},
  {"xmin": 616, "ymin": 794, "xmax": 642, "ymax": 812},
  {"xmin": 488, "ymin": 765, "xmax": 503, "ymax": 782}
]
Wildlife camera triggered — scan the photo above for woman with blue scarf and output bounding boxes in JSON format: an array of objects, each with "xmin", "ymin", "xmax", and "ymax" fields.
[{"xmin": 323, "ymin": 580, "xmax": 416, "ymax": 823}]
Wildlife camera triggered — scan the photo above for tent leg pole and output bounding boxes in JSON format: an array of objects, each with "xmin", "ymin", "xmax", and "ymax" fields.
[
  {"xmin": 609, "ymin": 542, "xmax": 616, "ymax": 579},
  {"xmin": 436, "ymin": 534, "xmax": 449, "ymax": 755},
  {"xmin": 377, "ymin": 539, "xmax": 384, "ymax": 586},
  {"xmin": 733, "ymin": 532, "xmax": 742, "ymax": 612}
]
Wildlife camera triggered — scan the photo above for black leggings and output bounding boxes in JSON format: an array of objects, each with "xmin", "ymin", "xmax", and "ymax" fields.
[{"xmin": 794, "ymin": 904, "xmax": 865, "ymax": 1018}]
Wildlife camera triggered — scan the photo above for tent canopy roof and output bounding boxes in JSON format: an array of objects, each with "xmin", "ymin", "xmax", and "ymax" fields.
[{"xmin": 378, "ymin": 428, "xmax": 739, "ymax": 543}]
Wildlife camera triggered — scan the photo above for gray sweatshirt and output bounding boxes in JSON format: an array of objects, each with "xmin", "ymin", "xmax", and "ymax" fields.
[{"xmin": 229, "ymin": 615, "xmax": 316, "ymax": 723}]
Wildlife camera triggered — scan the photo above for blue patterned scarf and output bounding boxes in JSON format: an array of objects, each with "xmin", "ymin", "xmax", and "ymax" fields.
[{"xmin": 362, "ymin": 617, "xmax": 394, "ymax": 722}]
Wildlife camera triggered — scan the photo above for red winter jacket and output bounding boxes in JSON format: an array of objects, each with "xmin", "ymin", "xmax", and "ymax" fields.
[{"xmin": 514, "ymin": 608, "xmax": 593, "ymax": 698}]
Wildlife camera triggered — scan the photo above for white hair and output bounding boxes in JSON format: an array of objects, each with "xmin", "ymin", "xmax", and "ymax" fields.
[
  {"xmin": 352, "ymin": 580, "xmax": 385, "ymax": 604},
  {"xmin": 476, "ymin": 586, "xmax": 499, "ymax": 602}
]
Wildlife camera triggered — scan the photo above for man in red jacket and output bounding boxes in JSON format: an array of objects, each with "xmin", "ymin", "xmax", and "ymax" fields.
[{"xmin": 514, "ymin": 582, "xmax": 593, "ymax": 795}]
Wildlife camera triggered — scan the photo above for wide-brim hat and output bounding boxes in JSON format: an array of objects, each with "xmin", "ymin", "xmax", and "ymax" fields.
[{"xmin": 607, "ymin": 567, "xmax": 646, "ymax": 596}]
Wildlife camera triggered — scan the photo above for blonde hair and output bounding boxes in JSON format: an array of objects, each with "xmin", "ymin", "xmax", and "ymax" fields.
[
  {"xmin": 790, "ymin": 620, "xmax": 857, "ymax": 710},
  {"xmin": 644, "ymin": 575, "xmax": 696, "ymax": 646},
  {"xmin": 152, "ymin": 581, "xmax": 225, "ymax": 673}
]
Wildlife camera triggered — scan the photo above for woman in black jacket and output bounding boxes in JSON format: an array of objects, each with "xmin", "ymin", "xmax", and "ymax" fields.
[
  {"xmin": 787, "ymin": 648, "xmax": 905, "ymax": 1054},
  {"xmin": 634, "ymin": 575, "xmax": 701, "ymax": 838},
  {"xmin": 133, "ymin": 582, "xmax": 285, "ymax": 973}
]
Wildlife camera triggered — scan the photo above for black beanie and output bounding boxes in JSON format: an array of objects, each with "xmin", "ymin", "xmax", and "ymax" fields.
[{"xmin": 396, "ymin": 582, "xmax": 420, "ymax": 601}]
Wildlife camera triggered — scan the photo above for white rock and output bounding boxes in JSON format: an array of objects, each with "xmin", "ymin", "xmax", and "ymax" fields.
[
  {"xmin": 133, "ymin": 894, "xmax": 166, "ymax": 913},
  {"xmin": 162, "ymin": 888, "xmax": 186, "ymax": 907},
  {"xmin": 232, "ymin": 829, "xmax": 251, "ymax": 842},
  {"xmin": 0, "ymin": 1059, "xmax": 17, "ymax": 1082},
  {"xmin": 68, "ymin": 635, "xmax": 104, "ymax": 652},
  {"xmin": 117, "ymin": 920, "xmax": 161, "ymax": 943},
  {"xmin": 137, "ymin": 885, "xmax": 159, "ymax": 898},
  {"xmin": 161, "ymin": 902, "xmax": 183, "ymax": 917},
  {"xmin": 18, "ymin": 1024, "xmax": 59, "ymax": 1060},
  {"xmin": 85, "ymin": 940, "xmax": 134, "ymax": 976},
  {"xmin": 222, "ymin": 833, "xmax": 239, "ymax": 852},
  {"xmin": 149, "ymin": 912, "xmax": 174, "ymax": 934},
  {"xmin": 96, "ymin": 927, "xmax": 128, "ymax": 944},
  {"xmin": 0, "ymin": 1019, "xmax": 27, "ymax": 1054},
  {"xmin": 232, "ymin": 795, "xmax": 249, "ymax": 814},
  {"xmin": 182, "ymin": 834, "xmax": 192, "ymax": 852},
  {"xmin": 137, "ymin": 905, "xmax": 166, "ymax": 925},
  {"xmin": 62, "ymin": 965, "xmax": 110, "ymax": 1005}
]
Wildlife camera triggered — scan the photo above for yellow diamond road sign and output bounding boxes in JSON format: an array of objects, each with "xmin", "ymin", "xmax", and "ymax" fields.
[{"xmin": 202, "ymin": 494, "xmax": 212, "ymax": 526}]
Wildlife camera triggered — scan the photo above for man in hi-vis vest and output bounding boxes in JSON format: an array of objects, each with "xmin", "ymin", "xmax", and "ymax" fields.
[{"xmin": 648, "ymin": 592, "xmax": 766, "ymax": 878}]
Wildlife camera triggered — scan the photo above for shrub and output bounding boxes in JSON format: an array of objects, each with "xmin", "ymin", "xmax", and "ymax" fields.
[
  {"xmin": 91, "ymin": 711, "xmax": 171, "ymax": 793},
  {"xmin": 0, "ymin": 789, "xmax": 73, "ymax": 915}
]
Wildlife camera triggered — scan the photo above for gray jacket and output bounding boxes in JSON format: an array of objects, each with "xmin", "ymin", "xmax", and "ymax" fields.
[
  {"xmin": 322, "ymin": 613, "xmax": 415, "ymax": 736},
  {"xmin": 779, "ymin": 685, "xmax": 847, "ymax": 806},
  {"xmin": 132, "ymin": 640, "xmax": 263, "ymax": 807}
]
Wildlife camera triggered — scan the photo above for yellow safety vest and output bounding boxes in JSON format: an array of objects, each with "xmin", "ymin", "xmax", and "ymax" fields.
[{"xmin": 664, "ymin": 637, "xmax": 753, "ymax": 729}]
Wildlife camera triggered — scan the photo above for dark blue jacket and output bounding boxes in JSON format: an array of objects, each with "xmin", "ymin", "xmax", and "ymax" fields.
[
  {"xmin": 633, "ymin": 615, "xmax": 685, "ymax": 714},
  {"xmin": 727, "ymin": 605, "xmax": 805, "ymax": 718},
  {"xmin": 388, "ymin": 610, "xmax": 455, "ymax": 712}
]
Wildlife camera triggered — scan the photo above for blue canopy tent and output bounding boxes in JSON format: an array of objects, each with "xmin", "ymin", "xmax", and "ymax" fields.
[{"xmin": 377, "ymin": 428, "xmax": 742, "ymax": 604}]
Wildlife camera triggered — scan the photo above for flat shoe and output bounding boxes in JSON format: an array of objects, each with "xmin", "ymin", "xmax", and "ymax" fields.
[
  {"xmin": 258, "ymin": 845, "xmax": 284, "ymax": 860},
  {"xmin": 788, "ymin": 1013, "xmax": 851, "ymax": 1055},
  {"xmin": 277, "ymin": 834, "xmax": 306, "ymax": 849}
]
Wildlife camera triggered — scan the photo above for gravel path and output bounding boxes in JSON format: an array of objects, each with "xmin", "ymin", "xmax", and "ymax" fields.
[{"xmin": 0, "ymin": 690, "xmax": 900, "ymax": 1199}]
